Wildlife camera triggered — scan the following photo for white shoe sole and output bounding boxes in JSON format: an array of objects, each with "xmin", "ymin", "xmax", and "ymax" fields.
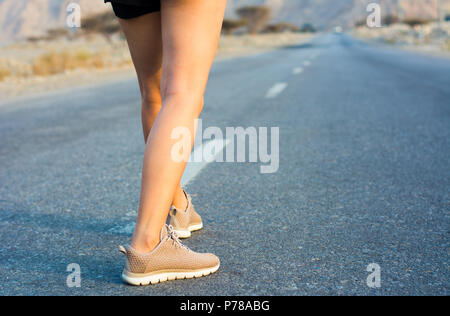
[
  {"xmin": 122, "ymin": 263, "xmax": 219, "ymax": 286},
  {"xmin": 173, "ymin": 223, "xmax": 203, "ymax": 239}
]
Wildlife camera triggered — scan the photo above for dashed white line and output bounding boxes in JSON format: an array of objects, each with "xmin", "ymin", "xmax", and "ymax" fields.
[
  {"xmin": 181, "ymin": 138, "xmax": 230, "ymax": 186},
  {"xmin": 109, "ymin": 138, "xmax": 229, "ymax": 235},
  {"xmin": 265, "ymin": 82, "xmax": 288, "ymax": 99},
  {"xmin": 293, "ymin": 67, "xmax": 304, "ymax": 74},
  {"xmin": 108, "ymin": 222, "xmax": 135, "ymax": 234},
  {"xmin": 303, "ymin": 61, "xmax": 311, "ymax": 66}
]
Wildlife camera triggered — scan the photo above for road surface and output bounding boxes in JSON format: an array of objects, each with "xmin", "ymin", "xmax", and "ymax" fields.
[{"xmin": 0, "ymin": 34, "xmax": 449, "ymax": 295}]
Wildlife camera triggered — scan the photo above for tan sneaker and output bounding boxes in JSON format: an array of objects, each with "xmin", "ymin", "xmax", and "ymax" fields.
[
  {"xmin": 119, "ymin": 225, "xmax": 219, "ymax": 286},
  {"xmin": 169, "ymin": 190, "xmax": 203, "ymax": 238}
]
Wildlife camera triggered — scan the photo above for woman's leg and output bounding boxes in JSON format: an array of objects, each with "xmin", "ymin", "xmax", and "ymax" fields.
[
  {"xmin": 131, "ymin": 0, "xmax": 227, "ymax": 252},
  {"xmin": 118, "ymin": 12, "xmax": 192, "ymax": 212},
  {"xmin": 117, "ymin": 13, "xmax": 162, "ymax": 141}
]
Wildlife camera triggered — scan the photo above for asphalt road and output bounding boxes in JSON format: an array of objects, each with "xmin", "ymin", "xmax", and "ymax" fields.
[{"xmin": 0, "ymin": 34, "xmax": 449, "ymax": 296}]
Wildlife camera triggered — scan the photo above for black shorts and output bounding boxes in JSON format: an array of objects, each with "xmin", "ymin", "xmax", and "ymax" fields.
[{"xmin": 105, "ymin": 1, "xmax": 160, "ymax": 19}]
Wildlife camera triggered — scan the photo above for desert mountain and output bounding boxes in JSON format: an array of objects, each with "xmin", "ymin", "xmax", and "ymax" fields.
[{"xmin": 0, "ymin": 0, "xmax": 447, "ymax": 42}]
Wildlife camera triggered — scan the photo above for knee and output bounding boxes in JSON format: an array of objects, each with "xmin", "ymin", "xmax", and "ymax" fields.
[
  {"xmin": 162, "ymin": 91, "xmax": 204, "ymax": 116},
  {"xmin": 141, "ymin": 85, "xmax": 162, "ymax": 112}
]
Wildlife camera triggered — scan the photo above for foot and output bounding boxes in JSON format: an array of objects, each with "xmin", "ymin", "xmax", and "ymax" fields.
[
  {"xmin": 169, "ymin": 190, "xmax": 203, "ymax": 238},
  {"xmin": 119, "ymin": 225, "xmax": 219, "ymax": 286}
]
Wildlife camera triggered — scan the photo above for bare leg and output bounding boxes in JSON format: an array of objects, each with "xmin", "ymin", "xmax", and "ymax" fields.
[
  {"xmin": 117, "ymin": 13, "xmax": 162, "ymax": 139},
  {"xmin": 131, "ymin": 0, "xmax": 226, "ymax": 252},
  {"xmin": 118, "ymin": 12, "xmax": 192, "ymax": 212}
]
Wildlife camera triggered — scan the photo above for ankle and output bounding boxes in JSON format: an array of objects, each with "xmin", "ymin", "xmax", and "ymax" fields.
[
  {"xmin": 131, "ymin": 230, "xmax": 160, "ymax": 253},
  {"xmin": 172, "ymin": 187, "xmax": 188, "ymax": 211}
]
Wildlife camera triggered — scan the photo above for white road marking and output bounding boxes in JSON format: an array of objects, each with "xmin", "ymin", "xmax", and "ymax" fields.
[
  {"xmin": 110, "ymin": 139, "xmax": 229, "ymax": 235},
  {"xmin": 266, "ymin": 82, "xmax": 288, "ymax": 99},
  {"xmin": 181, "ymin": 138, "xmax": 230, "ymax": 186},
  {"xmin": 108, "ymin": 222, "xmax": 135, "ymax": 235},
  {"xmin": 293, "ymin": 67, "xmax": 304, "ymax": 74},
  {"xmin": 303, "ymin": 61, "xmax": 311, "ymax": 66}
]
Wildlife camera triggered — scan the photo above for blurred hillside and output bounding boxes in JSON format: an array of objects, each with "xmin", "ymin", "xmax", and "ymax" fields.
[
  {"xmin": 354, "ymin": 21, "xmax": 450, "ymax": 56},
  {"xmin": 227, "ymin": 0, "xmax": 449, "ymax": 29},
  {"xmin": 0, "ymin": 3, "xmax": 316, "ymax": 92},
  {"xmin": 1, "ymin": 0, "xmax": 449, "ymax": 42},
  {"xmin": 0, "ymin": 0, "xmax": 107, "ymax": 43},
  {"xmin": 0, "ymin": 30, "xmax": 311, "ymax": 99}
]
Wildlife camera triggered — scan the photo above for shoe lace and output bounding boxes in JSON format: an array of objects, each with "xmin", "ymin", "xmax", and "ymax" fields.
[{"xmin": 166, "ymin": 225, "xmax": 190, "ymax": 251}]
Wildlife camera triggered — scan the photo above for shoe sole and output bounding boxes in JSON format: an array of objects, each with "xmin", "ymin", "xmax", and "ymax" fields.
[
  {"xmin": 173, "ymin": 223, "xmax": 203, "ymax": 239},
  {"xmin": 121, "ymin": 263, "xmax": 219, "ymax": 286}
]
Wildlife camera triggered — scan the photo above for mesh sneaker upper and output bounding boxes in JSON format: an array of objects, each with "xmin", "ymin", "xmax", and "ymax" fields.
[
  {"xmin": 169, "ymin": 191, "xmax": 202, "ymax": 230},
  {"xmin": 121, "ymin": 225, "xmax": 218, "ymax": 274}
]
